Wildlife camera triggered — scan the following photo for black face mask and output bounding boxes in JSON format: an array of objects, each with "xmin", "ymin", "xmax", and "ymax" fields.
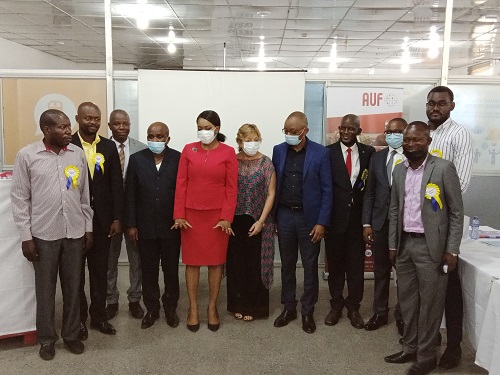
[{"xmin": 404, "ymin": 149, "xmax": 427, "ymax": 160}]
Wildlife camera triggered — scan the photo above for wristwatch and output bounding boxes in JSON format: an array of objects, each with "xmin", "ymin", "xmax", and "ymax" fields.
[{"xmin": 447, "ymin": 252, "xmax": 458, "ymax": 257}]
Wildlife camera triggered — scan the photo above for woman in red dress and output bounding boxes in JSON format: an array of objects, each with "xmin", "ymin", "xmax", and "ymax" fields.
[{"xmin": 172, "ymin": 110, "xmax": 238, "ymax": 332}]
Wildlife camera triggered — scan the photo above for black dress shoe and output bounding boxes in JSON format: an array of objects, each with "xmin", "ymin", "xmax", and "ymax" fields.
[
  {"xmin": 273, "ymin": 309, "xmax": 297, "ymax": 328},
  {"xmin": 438, "ymin": 345, "xmax": 461, "ymax": 369},
  {"xmin": 39, "ymin": 343, "xmax": 55, "ymax": 360},
  {"xmin": 396, "ymin": 319, "xmax": 404, "ymax": 336},
  {"xmin": 302, "ymin": 314, "xmax": 316, "ymax": 333},
  {"xmin": 407, "ymin": 358, "xmax": 437, "ymax": 375},
  {"xmin": 324, "ymin": 307, "xmax": 342, "ymax": 326},
  {"xmin": 384, "ymin": 350, "xmax": 417, "ymax": 364},
  {"xmin": 208, "ymin": 322, "xmax": 220, "ymax": 332},
  {"xmin": 187, "ymin": 323, "xmax": 200, "ymax": 332},
  {"xmin": 129, "ymin": 301, "xmax": 145, "ymax": 319},
  {"xmin": 347, "ymin": 310, "xmax": 365, "ymax": 329},
  {"xmin": 105, "ymin": 303, "xmax": 119, "ymax": 320},
  {"xmin": 365, "ymin": 314, "xmax": 388, "ymax": 331},
  {"xmin": 165, "ymin": 310, "xmax": 179, "ymax": 328},
  {"xmin": 141, "ymin": 311, "xmax": 160, "ymax": 329},
  {"xmin": 78, "ymin": 322, "xmax": 88, "ymax": 341},
  {"xmin": 90, "ymin": 320, "xmax": 117, "ymax": 335},
  {"xmin": 64, "ymin": 339, "xmax": 84, "ymax": 354}
]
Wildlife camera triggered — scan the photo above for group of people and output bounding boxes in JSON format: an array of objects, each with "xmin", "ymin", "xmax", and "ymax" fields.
[{"xmin": 11, "ymin": 85, "xmax": 473, "ymax": 375}]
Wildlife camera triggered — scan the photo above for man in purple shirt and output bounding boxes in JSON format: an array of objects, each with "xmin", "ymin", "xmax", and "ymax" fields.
[{"xmin": 384, "ymin": 122, "xmax": 463, "ymax": 375}]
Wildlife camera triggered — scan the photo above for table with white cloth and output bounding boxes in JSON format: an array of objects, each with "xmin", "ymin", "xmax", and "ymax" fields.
[
  {"xmin": 460, "ymin": 230, "xmax": 500, "ymax": 374},
  {"xmin": 0, "ymin": 178, "xmax": 36, "ymax": 342}
]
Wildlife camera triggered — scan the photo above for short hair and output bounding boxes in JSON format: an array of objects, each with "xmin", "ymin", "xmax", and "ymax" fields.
[
  {"xmin": 197, "ymin": 110, "xmax": 226, "ymax": 142},
  {"xmin": 285, "ymin": 111, "xmax": 308, "ymax": 127},
  {"xmin": 39, "ymin": 109, "xmax": 68, "ymax": 131},
  {"xmin": 341, "ymin": 114, "xmax": 360, "ymax": 128},
  {"xmin": 428, "ymin": 86, "xmax": 454, "ymax": 102},
  {"xmin": 407, "ymin": 121, "xmax": 430, "ymax": 137},
  {"xmin": 388, "ymin": 117, "xmax": 408, "ymax": 127},
  {"xmin": 148, "ymin": 121, "xmax": 169, "ymax": 134},
  {"xmin": 109, "ymin": 109, "xmax": 129, "ymax": 122},
  {"xmin": 236, "ymin": 124, "xmax": 262, "ymax": 152}
]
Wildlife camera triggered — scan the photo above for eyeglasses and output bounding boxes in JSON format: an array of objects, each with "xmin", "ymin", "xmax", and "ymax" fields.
[
  {"xmin": 384, "ymin": 130, "xmax": 404, "ymax": 135},
  {"xmin": 426, "ymin": 101, "xmax": 451, "ymax": 108},
  {"xmin": 282, "ymin": 127, "xmax": 305, "ymax": 136}
]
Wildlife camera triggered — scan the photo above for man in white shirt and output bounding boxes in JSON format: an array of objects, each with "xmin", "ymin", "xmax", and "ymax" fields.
[
  {"xmin": 362, "ymin": 118, "xmax": 407, "ymax": 332},
  {"xmin": 106, "ymin": 109, "xmax": 147, "ymax": 320},
  {"xmin": 426, "ymin": 86, "xmax": 473, "ymax": 369}
]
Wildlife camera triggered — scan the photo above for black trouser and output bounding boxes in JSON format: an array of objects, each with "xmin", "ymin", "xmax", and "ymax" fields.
[
  {"xmin": 325, "ymin": 213, "xmax": 365, "ymax": 312},
  {"xmin": 444, "ymin": 262, "xmax": 463, "ymax": 347},
  {"xmin": 80, "ymin": 225, "xmax": 111, "ymax": 324},
  {"xmin": 372, "ymin": 222, "xmax": 392, "ymax": 316},
  {"xmin": 138, "ymin": 237, "xmax": 181, "ymax": 313}
]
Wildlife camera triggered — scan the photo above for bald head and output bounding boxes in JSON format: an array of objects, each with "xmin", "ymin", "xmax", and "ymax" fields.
[
  {"xmin": 406, "ymin": 121, "xmax": 430, "ymax": 137},
  {"xmin": 341, "ymin": 114, "xmax": 360, "ymax": 128},
  {"xmin": 285, "ymin": 111, "xmax": 308, "ymax": 127}
]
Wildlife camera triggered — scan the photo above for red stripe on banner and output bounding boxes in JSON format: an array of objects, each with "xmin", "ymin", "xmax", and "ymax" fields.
[{"xmin": 326, "ymin": 112, "xmax": 403, "ymax": 134}]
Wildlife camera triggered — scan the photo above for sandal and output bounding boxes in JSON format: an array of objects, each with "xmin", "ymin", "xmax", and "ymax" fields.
[
  {"xmin": 243, "ymin": 315, "xmax": 254, "ymax": 322},
  {"xmin": 234, "ymin": 313, "xmax": 243, "ymax": 320}
]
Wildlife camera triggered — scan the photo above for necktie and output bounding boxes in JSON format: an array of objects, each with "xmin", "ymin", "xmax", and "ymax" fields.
[
  {"xmin": 346, "ymin": 147, "xmax": 352, "ymax": 177},
  {"xmin": 387, "ymin": 150, "xmax": 397, "ymax": 185},
  {"xmin": 119, "ymin": 143, "xmax": 125, "ymax": 175}
]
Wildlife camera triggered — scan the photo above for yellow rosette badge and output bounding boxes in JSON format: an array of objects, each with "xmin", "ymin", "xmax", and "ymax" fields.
[
  {"xmin": 64, "ymin": 165, "xmax": 80, "ymax": 189},
  {"xmin": 359, "ymin": 168, "xmax": 368, "ymax": 191},
  {"xmin": 425, "ymin": 183, "xmax": 443, "ymax": 212},
  {"xmin": 92, "ymin": 153, "xmax": 105, "ymax": 175},
  {"xmin": 430, "ymin": 149, "xmax": 443, "ymax": 158}
]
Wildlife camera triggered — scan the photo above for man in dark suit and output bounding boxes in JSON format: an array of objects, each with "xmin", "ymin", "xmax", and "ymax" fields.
[
  {"xmin": 384, "ymin": 122, "xmax": 463, "ymax": 375},
  {"xmin": 105, "ymin": 109, "xmax": 147, "ymax": 321},
  {"xmin": 272, "ymin": 111, "xmax": 332, "ymax": 334},
  {"xmin": 324, "ymin": 114, "xmax": 375, "ymax": 329},
  {"xmin": 126, "ymin": 122, "xmax": 181, "ymax": 329},
  {"xmin": 362, "ymin": 117, "xmax": 407, "ymax": 332},
  {"xmin": 72, "ymin": 102, "xmax": 125, "ymax": 339}
]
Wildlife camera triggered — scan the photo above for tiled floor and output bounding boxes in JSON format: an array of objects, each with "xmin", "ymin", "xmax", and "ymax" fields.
[{"xmin": 0, "ymin": 265, "xmax": 487, "ymax": 375}]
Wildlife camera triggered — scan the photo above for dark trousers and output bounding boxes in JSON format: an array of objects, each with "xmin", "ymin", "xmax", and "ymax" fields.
[
  {"xmin": 226, "ymin": 215, "xmax": 269, "ymax": 318},
  {"xmin": 325, "ymin": 213, "xmax": 365, "ymax": 312},
  {"xmin": 277, "ymin": 207, "xmax": 321, "ymax": 315},
  {"xmin": 80, "ymin": 226, "xmax": 111, "ymax": 323},
  {"xmin": 444, "ymin": 263, "xmax": 463, "ymax": 347},
  {"xmin": 138, "ymin": 237, "xmax": 181, "ymax": 313},
  {"xmin": 33, "ymin": 237, "xmax": 83, "ymax": 344},
  {"xmin": 373, "ymin": 222, "xmax": 403, "ymax": 320}
]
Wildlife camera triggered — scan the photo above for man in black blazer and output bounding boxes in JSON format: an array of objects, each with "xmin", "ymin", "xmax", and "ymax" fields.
[
  {"xmin": 126, "ymin": 122, "xmax": 181, "ymax": 329},
  {"xmin": 325, "ymin": 114, "xmax": 375, "ymax": 329},
  {"xmin": 362, "ymin": 118, "xmax": 407, "ymax": 332},
  {"xmin": 71, "ymin": 102, "xmax": 125, "ymax": 338}
]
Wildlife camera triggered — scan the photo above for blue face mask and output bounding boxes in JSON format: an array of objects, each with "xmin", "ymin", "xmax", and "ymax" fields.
[
  {"xmin": 385, "ymin": 133, "xmax": 403, "ymax": 149},
  {"xmin": 285, "ymin": 134, "xmax": 301, "ymax": 146},
  {"xmin": 147, "ymin": 141, "xmax": 165, "ymax": 154}
]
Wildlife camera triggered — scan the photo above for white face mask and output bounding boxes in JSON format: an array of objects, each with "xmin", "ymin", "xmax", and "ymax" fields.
[
  {"xmin": 243, "ymin": 141, "xmax": 261, "ymax": 156},
  {"xmin": 197, "ymin": 129, "xmax": 216, "ymax": 144}
]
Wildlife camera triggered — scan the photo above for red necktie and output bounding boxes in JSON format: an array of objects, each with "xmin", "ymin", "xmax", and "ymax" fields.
[{"xmin": 346, "ymin": 147, "xmax": 352, "ymax": 177}]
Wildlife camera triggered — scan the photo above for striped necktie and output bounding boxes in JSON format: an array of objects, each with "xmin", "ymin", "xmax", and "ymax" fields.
[{"xmin": 119, "ymin": 143, "xmax": 125, "ymax": 174}]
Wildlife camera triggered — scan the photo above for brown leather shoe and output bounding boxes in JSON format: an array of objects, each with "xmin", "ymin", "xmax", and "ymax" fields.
[
  {"xmin": 324, "ymin": 307, "xmax": 342, "ymax": 326},
  {"xmin": 347, "ymin": 310, "xmax": 365, "ymax": 329}
]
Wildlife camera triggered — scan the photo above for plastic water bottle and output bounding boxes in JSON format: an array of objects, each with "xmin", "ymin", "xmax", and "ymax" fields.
[{"xmin": 470, "ymin": 216, "xmax": 480, "ymax": 240}]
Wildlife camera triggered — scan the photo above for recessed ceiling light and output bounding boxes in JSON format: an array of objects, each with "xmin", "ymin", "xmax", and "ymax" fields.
[
  {"xmin": 257, "ymin": 11, "xmax": 270, "ymax": 17},
  {"xmin": 55, "ymin": 40, "xmax": 65, "ymax": 45}
]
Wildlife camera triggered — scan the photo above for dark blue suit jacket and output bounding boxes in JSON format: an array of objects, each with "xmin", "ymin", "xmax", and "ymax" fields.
[{"xmin": 272, "ymin": 138, "xmax": 333, "ymax": 227}]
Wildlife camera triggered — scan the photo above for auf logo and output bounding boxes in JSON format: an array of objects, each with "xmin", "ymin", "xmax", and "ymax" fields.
[{"xmin": 362, "ymin": 93, "xmax": 398, "ymax": 107}]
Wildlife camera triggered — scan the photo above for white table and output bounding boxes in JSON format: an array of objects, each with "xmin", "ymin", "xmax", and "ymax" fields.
[
  {"xmin": 0, "ymin": 179, "xmax": 36, "ymax": 341},
  {"xmin": 460, "ymin": 233, "xmax": 500, "ymax": 374}
]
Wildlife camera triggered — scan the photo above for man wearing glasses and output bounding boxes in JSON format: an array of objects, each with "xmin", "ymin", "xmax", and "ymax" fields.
[
  {"xmin": 426, "ymin": 86, "xmax": 473, "ymax": 369},
  {"xmin": 272, "ymin": 111, "xmax": 332, "ymax": 334},
  {"xmin": 362, "ymin": 118, "xmax": 408, "ymax": 333}
]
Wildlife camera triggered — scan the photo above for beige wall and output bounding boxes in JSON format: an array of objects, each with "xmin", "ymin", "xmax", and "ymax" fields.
[{"xmin": 2, "ymin": 78, "xmax": 107, "ymax": 164}]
